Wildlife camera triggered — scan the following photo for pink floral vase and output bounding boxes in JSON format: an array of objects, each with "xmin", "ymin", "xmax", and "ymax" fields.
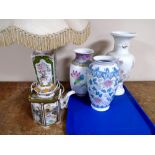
[{"xmin": 70, "ymin": 48, "xmax": 94, "ymax": 96}]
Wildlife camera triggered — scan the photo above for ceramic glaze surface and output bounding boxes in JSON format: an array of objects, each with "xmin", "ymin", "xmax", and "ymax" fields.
[
  {"xmin": 32, "ymin": 51, "xmax": 56, "ymax": 86},
  {"xmin": 31, "ymin": 102, "xmax": 59, "ymax": 126},
  {"xmin": 108, "ymin": 31, "xmax": 136, "ymax": 95},
  {"xmin": 87, "ymin": 60, "xmax": 120, "ymax": 111},
  {"xmin": 30, "ymin": 81, "xmax": 75, "ymax": 126},
  {"xmin": 70, "ymin": 48, "xmax": 94, "ymax": 96},
  {"xmin": 35, "ymin": 59, "xmax": 52, "ymax": 85}
]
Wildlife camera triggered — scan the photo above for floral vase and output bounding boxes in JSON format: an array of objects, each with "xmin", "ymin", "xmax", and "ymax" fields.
[
  {"xmin": 87, "ymin": 56, "xmax": 120, "ymax": 111},
  {"xmin": 70, "ymin": 48, "xmax": 94, "ymax": 96},
  {"xmin": 108, "ymin": 31, "xmax": 136, "ymax": 95},
  {"xmin": 32, "ymin": 50, "xmax": 56, "ymax": 87}
]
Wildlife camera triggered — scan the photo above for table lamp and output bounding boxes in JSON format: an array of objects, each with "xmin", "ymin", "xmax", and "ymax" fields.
[{"xmin": 0, "ymin": 19, "xmax": 90, "ymax": 126}]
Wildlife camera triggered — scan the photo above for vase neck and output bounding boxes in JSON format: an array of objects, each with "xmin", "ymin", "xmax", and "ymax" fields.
[
  {"xmin": 75, "ymin": 53, "xmax": 93, "ymax": 62},
  {"xmin": 113, "ymin": 37, "xmax": 132, "ymax": 54}
]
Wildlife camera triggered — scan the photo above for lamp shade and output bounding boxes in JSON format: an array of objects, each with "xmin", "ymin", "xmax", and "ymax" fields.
[{"xmin": 0, "ymin": 19, "xmax": 90, "ymax": 51}]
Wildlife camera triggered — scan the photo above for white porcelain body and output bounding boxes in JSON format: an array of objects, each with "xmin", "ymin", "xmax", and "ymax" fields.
[
  {"xmin": 31, "ymin": 101, "xmax": 60, "ymax": 126},
  {"xmin": 87, "ymin": 58, "xmax": 120, "ymax": 111},
  {"xmin": 70, "ymin": 64, "xmax": 88, "ymax": 96},
  {"xmin": 108, "ymin": 31, "xmax": 136, "ymax": 95},
  {"xmin": 70, "ymin": 48, "xmax": 94, "ymax": 96}
]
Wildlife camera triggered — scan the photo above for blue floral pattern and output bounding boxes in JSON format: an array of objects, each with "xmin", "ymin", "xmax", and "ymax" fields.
[{"xmin": 87, "ymin": 63, "xmax": 120, "ymax": 109}]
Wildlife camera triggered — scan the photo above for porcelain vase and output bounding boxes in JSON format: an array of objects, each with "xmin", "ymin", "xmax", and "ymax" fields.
[
  {"xmin": 87, "ymin": 56, "xmax": 120, "ymax": 111},
  {"xmin": 70, "ymin": 48, "xmax": 94, "ymax": 96},
  {"xmin": 108, "ymin": 31, "xmax": 136, "ymax": 96}
]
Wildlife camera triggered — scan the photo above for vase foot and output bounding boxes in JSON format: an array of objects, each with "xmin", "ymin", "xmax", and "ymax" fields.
[{"xmin": 91, "ymin": 104, "xmax": 110, "ymax": 112}]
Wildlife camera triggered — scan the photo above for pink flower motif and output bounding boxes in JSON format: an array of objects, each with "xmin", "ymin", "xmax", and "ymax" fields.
[
  {"xmin": 94, "ymin": 97, "xmax": 102, "ymax": 104},
  {"xmin": 71, "ymin": 70, "xmax": 81, "ymax": 78},
  {"xmin": 103, "ymin": 80, "xmax": 112, "ymax": 88},
  {"xmin": 38, "ymin": 64, "xmax": 43, "ymax": 70},
  {"xmin": 37, "ymin": 63, "xmax": 46, "ymax": 71}
]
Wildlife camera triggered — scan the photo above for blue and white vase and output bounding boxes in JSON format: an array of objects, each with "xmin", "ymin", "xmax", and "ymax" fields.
[{"xmin": 87, "ymin": 56, "xmax": 120, "ymax": 111}]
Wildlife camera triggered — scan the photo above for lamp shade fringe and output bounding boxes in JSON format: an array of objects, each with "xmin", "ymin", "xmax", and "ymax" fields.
[{"xmin": 0, "ymin": 23, "xmax": 90, "ymax": 51}]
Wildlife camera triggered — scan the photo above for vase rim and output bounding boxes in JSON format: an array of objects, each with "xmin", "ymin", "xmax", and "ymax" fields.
[
  {"xmin": 93, "ymin": 55, "xmax": 115, "ymax": 61},
  {"xmin": 90, "ymin": 56, "xmax": 117, "ymax": 67},
  {"xmin": 111, "ymin": 31, "xmax": 136, "ymax": 37},
  {"xmin": 74, "ymin": 48, "xmax": 94, "ymax": 55}
]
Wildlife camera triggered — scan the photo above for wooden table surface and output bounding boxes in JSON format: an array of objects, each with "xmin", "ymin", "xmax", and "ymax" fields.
[{"xmin": 0, "ymin": 81, "xmax": 154, "ymax": 135}]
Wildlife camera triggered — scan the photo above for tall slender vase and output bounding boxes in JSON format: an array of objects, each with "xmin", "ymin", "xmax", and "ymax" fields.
[
  {"xmin": 70, "ymin": 48, "xmax": 94, "ymax": 96},
  {"xmin": 108, "ymin": 31, "xmax": 136, "ymax": 95}
]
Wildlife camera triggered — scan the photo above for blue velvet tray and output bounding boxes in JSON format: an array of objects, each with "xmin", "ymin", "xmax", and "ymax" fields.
[{"xmin": 66, "ymin": 86, "xmax": 155, "ymax": 135}]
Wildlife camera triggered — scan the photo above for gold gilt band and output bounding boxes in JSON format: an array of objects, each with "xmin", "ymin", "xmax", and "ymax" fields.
[{"xmin": 0, "ymin": 23, "xmax": 90, "ymax": 51}]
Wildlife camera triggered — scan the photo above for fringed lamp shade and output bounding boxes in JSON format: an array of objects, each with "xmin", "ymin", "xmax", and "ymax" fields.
[{"xmin": 0, "ymin": 19, "xmax": 90, "ymax": 50}]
